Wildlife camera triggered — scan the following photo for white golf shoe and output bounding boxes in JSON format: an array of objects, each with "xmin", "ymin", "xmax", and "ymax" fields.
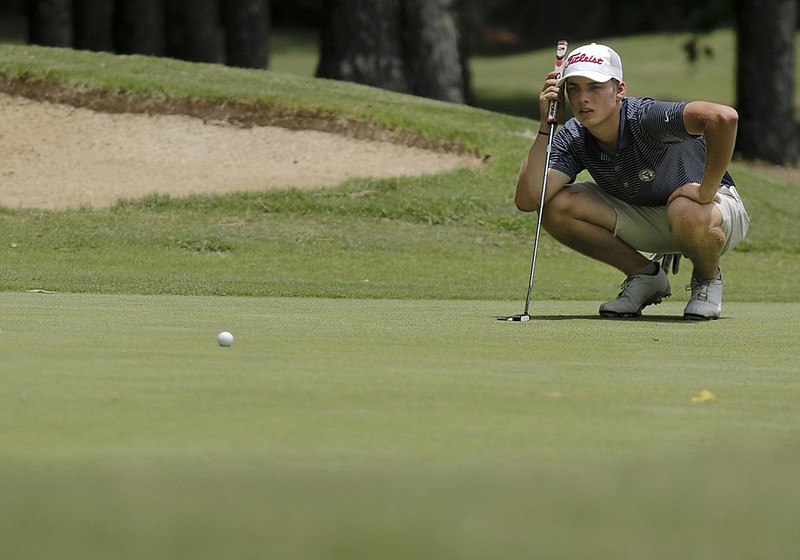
[
  {"xmin": 683, "ymin": 271, "xmax": 723, "ymax": 320},
  {"xmin": 599, "ymin": 265, "xmax": 672, "ymax": 318}
]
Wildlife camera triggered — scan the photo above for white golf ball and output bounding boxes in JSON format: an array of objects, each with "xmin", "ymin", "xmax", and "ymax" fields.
[{"xmin": 217, "ymin": 331, "xmax": 234, "ymax": 347}]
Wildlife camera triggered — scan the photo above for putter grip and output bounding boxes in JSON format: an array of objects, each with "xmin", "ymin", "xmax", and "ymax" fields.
[{"xmin": 547, "ymin": 40, "xmax": 569, "ymax": 124}]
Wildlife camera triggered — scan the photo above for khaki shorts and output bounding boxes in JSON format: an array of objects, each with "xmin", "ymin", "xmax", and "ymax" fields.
[{"xmin": 575, "ymin": 182, "xmax": 751, "ymax": 255}]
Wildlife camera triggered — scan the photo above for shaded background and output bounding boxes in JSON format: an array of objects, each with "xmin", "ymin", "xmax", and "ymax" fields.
[{"xmin": 1, "ymin": 0, "xmax": 798, "ymax": 163}]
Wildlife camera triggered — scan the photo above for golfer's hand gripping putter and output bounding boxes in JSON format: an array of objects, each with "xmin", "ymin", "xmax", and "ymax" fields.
[{"xmin": 498, "ymin": 40, "xmax": 568, "ymax": 322}]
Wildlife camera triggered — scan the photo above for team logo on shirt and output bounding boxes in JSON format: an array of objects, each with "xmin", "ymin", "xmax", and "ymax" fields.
[{"xmin": 639, "ymin": 169, "xmax": 656, "ymax": 182}]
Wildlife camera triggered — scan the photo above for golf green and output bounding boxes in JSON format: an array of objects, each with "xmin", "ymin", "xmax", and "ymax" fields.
[{"xmin": 2, "ymin": 293, "xmax": 799, "ymax": 559}]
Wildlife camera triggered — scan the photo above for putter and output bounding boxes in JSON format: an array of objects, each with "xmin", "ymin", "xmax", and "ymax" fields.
[{"xmin": 498, "ymin": 40, "xmax": 568, "ymax": 322}]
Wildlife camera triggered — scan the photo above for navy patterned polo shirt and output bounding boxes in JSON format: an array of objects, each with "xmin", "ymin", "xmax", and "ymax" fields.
[{"xmin": 549, "ymin": 97, "xmax": 736, "ymax": 207}]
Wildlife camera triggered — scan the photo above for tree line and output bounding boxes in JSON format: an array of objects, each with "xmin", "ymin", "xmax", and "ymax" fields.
[
  {"xmin": 27, "ymin": 0, "xmax": 269, "ymax": 68},
  {"xmin": 21, "ymin": 0, "xmax": 799, "ymax": 164}
]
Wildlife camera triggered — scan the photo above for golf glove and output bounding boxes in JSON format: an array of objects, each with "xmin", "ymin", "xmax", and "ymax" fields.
[{"xmin": 650, "ymin": 253, "xmax": 682, "ymax": 275}]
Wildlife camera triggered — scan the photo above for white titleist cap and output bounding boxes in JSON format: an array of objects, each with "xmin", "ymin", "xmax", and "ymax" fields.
[{"xmin": 557, "ymin": 43, "xmax": 623, "ymax": 87}]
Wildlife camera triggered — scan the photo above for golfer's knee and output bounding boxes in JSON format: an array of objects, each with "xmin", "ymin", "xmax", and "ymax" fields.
[
  {"xmin": 668, "ymin": 201, "xmax": 725, "ymax": 250},
  {"xmin": 667, "ymin": 198, "xmax": 712, "ymax": 234},
  {"xmin": 541, "ymin": 190, "xmax": 572, "ymax": 229},
  {"xmin": 544, "ymin": 187, "xmax": 596, "ymax": 227}
]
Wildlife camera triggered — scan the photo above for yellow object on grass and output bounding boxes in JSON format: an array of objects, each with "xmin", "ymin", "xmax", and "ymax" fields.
[{"xmin": 692, "ymin": 390, "xmax": 719, "ymax": 404}]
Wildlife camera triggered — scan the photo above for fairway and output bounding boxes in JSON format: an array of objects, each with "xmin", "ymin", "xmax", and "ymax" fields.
[{"xmin": 2, "ymin": 293, "xmax": 800, "ymax": 559}]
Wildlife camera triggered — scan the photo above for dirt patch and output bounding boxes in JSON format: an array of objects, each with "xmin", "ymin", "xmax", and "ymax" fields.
[{"xmin": 0, "ymin": 85, "xmax": 482, "ymax": 210}]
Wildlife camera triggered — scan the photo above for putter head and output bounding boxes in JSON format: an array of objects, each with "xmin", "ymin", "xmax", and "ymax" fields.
[{"xmin": 497, "ymin": 313, "xmax": 531, "ymax": 322}]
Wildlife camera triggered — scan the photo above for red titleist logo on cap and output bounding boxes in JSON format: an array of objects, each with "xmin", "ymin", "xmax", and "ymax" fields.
[{"xmin": 567, "ymin": 53, "xmax": 604, "ymax": 65}]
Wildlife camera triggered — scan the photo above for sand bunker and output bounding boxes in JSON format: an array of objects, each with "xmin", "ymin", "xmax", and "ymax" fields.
[{"xmin": 1, "ymin": 92, "xmax": 480, "ymax": 210}]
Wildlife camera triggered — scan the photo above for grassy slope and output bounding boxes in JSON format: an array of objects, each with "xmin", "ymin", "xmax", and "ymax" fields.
[{"xmin": 1, "ymin": 38, "xmax": 798, "ymax": 302}]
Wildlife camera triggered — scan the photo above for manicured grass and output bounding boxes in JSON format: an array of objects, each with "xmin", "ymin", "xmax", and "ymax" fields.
[
  {"xmin": 5, "ymin": 293, "xmax": 800, "ymax": 462},
  {"xmin": 2, "ymin": 293, "xmax": 800, "ymax": 559}
]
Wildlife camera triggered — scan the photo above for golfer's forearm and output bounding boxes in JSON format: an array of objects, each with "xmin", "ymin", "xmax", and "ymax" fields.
[
  {"xmin": 684, "ymin": 102, "xmax": 738, "ymax": 199},
  {"xmin": 514, "ymin": 137, "xmax": 549, "ymax": 211},
  {"xmin": 701, "ymin": 116, "xmax": 737, "ymax": 194}
]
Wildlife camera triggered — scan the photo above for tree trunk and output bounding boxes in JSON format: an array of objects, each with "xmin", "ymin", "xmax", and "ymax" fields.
[
  {"xmin": 73, "ymin": 0, "xmax": 114, "ymax": 52},
  {"xmin": 28, "ymin": 0, "xmax": 72, "ymax": 47},
  {"xmin": 735, "ymin": 0, "xmax": 797, "ymax": 164},
  {"xmin": 165, "ymin": 0, "xmax": 220, "ymax": 63},
  {"xmin": 222, "ymin": 0, "xmax": 270, "ymax": 69},
  {"xmin": 114, "ymin": 0, "xmax": 166, "ymax": 56},
  {"xmin": 316, "ymin": 0, "xmax": 410, "ymax": 94},
  {"xmin": 454, "ymin": 0, "xmax": 476, "ymax": 105},
  {"xmin": 317, "ymin": 0, "xmax": 471, "ymax": 102},
  {"xmin": 402, "ymin": 0, "xmax": 464, "ymax": 103}
]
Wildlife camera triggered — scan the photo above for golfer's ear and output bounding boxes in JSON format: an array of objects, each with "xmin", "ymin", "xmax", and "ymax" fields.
[{"xmin": 616, "ymin": 80, "xmax": 626, "ymax": 101}]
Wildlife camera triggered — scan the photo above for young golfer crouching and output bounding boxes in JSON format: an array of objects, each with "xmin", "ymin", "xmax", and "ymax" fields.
[{"xmin": 515, "ymin": 43, "xmax": 751, "ymax": 320}]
